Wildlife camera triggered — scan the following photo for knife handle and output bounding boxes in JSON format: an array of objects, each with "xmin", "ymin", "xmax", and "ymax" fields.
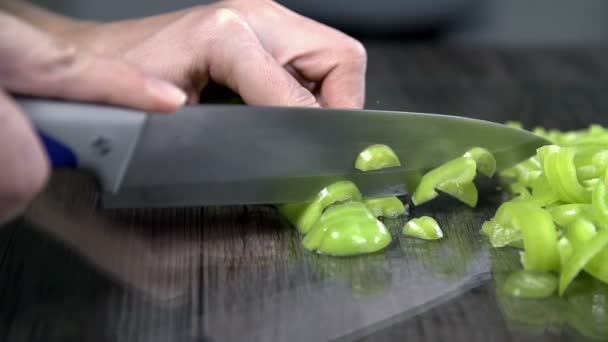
[{"xmin": 16, "ymin": 96, "xmax": 148, "ymax": 193}]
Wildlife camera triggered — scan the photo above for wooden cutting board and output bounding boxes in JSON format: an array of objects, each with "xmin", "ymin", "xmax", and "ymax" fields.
[{"xmin": 1, "ymin": 44, "xmax": 608, "ymax": 342}]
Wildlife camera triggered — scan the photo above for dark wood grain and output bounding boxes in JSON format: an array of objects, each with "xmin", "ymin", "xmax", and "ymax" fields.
[{"xmin": 2, "ymin": 44, "xmax": 608, "ymax": 342}]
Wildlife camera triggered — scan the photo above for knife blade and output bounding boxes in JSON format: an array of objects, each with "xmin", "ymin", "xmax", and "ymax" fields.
[{"xmin": 19, "ymin": 97, "xmax": 548, "ymax": 208}]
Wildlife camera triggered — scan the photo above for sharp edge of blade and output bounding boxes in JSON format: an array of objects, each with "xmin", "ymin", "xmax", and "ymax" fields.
[{"xmin": 102, "ymin": 166, "xmax": 420, "ymax": 208}]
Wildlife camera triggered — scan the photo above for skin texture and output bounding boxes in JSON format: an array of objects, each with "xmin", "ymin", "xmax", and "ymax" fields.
[{"xmin": 0, "ymin": 0, "xmax": 367, "ymax": 223}]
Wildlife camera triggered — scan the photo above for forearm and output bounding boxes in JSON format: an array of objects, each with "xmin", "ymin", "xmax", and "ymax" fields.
[{"xmin": 0, "ymin": 0, "xmax": 94, "ymax": 36}]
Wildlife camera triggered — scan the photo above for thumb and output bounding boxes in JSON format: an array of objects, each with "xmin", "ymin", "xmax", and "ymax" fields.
[
  {"xmin": 0, "ymin": 89, "xmax": 49, "ymax": 224},
  {"xmin": 0, "ymin": 13, "xmax": 186, "ymax": 112}
]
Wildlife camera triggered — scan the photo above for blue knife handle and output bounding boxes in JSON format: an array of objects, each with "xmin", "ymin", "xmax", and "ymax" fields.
[
  {"xmin": 16, "ymin": 96, "xmax": 148, "ymax": 194},
  {"xmin": 38, "ymin": 129, "xmax": 79, "ymax": 168}
]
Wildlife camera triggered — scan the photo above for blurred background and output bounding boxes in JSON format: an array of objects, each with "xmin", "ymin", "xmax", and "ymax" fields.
[{"xmin": 32, "ymin": 0, "xmax": 608, "ymax": 45}]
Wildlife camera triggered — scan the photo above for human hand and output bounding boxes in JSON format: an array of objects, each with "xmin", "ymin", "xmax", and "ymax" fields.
[
  {"xmin": 0, "ymin": 12, "xmax": 187, "ymax": 223},
  {"xmin": 62, "ymin": 0, "xmax": 367, "ymax": 108}
]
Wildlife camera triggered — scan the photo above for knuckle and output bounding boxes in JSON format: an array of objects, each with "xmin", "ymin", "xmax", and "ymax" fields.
[
  {"xmin": 187, "ymin": 7, "xmax": 252, "ymax": 39},
  {"xmin": 343, "ymin": 38, "xmax": 367, "ymax": 64},
  {"xmin": 210, "ymin": 8, "xmax": 253, "ymax": 37},
  {"xmin": 19, "ymin": 40, "xmax": 84, "ymax": 87},
  {"xmin": 39, "ymin": 40, "xmax": 81, "ymax": 76}
]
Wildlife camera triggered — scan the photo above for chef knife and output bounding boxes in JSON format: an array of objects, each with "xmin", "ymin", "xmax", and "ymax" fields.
[{"xmin": 18, "ymin": 97, "xmax": 548, "ymax": 208}]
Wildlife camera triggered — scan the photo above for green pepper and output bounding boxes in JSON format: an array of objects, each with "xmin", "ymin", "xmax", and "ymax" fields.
[
  {"xmin": 363, "ymin": 197, "xmax": 407, "ymax": 218},
  {"xmin": 592, "ymin": 177, "xmax": 608, "ymax": 227},
  {"xmin": 502, "ymin": 270, "xmax": 558, "ymax": 299},
  {"xmin": 463, "ymin": 147, "xmax": 496, "ymax": 177},
  {"xmin": 412, "ymin": 157, "xmax": 477, "ymax": 207},
  {"xmin": 279, "ymin": 180, "xmax": 362, "ymax": 233},
  {"xmin": 576, "ymin": 165, "xmax": 601, "ymax": 181},
  {"xmin": 402, "ymin": 216, "xmax": 443, "ymax": 240},
  {"xmin": 509, "ymin": 182, "xmax": 531, "ymax": 200},
  {"xmin": 482, "ymin": 202, "xmax": 559, "ymax": 271},
  {"xmin": 559, "ymin": 226, "xmax": 608, "ymax": 295},
  {"xmin": 505, "ymin": 121, "xmax": 524, "ymax": 129},
  {"xmin": 354, "ymin": 144, "xmax": 401, "ymax": 171},
  {"xmin": 548, "ymin": 204, "xmax": 591, "ymax": 227},
  {"xmin": 504, "ymin": 157, "xmax": 543, "ymax": 188},
  {"xmin": 558, "ymin": 237, "xmax": 573, "ymax": 267},
  {"xmin": 537, "ymin": 145, "xmax": 589, "ymax": 203},
  {"xmin": 302, "ymin": 202, "xmax": 392, "ymax": 256},
  {"xmin": 356, "ymin": 144, "xmax": 406, "ymax": 218}
]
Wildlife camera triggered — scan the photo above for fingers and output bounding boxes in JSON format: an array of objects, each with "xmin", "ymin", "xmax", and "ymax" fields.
[
  {"xmin": 0, "ymin": 12, "xmax": 186, "ymax": 112},
  {"xmin": 0, "ymin": 89, "xmax": 49, "ymax": 224},
  {"xmin": 284, "ymin": 36, "xmax": 367, "ymax": 109},
  {"xmin": 221, "ymin": 0, "xmax": 368, "ymax": 108},
  {"xmin": 201, "ymin": 9, "xmax": 319, "ymax": 107}
]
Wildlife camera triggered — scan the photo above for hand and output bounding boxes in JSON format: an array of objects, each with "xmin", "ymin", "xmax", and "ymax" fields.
[
  {"xmin": 0, "ymin": 12, "xmax": 187, "ymax": 223},
  {"xmin": 61, "ymin": 0, "xmax": 367, "ymax": 108}
]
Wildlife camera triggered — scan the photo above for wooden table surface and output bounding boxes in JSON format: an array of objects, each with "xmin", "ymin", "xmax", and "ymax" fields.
[{"xmin": 2, "ymin": 42, "xmax": 608, "ymax": 342}]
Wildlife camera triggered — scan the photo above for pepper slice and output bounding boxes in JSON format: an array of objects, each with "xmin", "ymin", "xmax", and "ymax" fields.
[
  {"xmin": 463, "ymin": 147, "xmax": 497, "ymax": 177},
  {"xmin": 559, "ymin": 227, "xmax": 608, "ymax": 295},
  {"xmin": 549, "ymin": 204, "xmax": 591, "ymax": 227},
  {"xmin": 354, "ymin": 144, "xmax": 401, "ymax": 171},
  {"xmin": 592, "ymin": 177, "xmax": 608, "ymax": 227},
  {"xmin": 302, "ymin": 202, "xmax": 392, "ymax": 256},
  {"xmin": 509, "ymin": 182, "xmax": 531, "ymax": 200},
  {"xmin": 363, "ymin": 197, "xmax": 407, "ymax": 218},
  {"xmin": 501, "ymin": 157, "xmax": 542, "ymax": 188},
  {"xmin": 528, "ymin": 174, "xmax": 561, "ymax": 207},
  {"xmin": 538, "ymin": 145, "xmax": 589, "ymax": 203},
  {"xmin": 482, "ymin": 202, "xmax": 560, "ymax": 271},
  {"xmin": 412, "ymin": 157, "xmax": 477, "ymax": 207},
  {"xmin": 279, "ymin": 180, "xmax": 362, "ymax": 233},
  {"xmin": 503, "ymin": 270, "xmax": 558, "ymax": 299},
  {"xmin": 356, "ymin": 144, "xmax": 406, "ymax": 218},
  {"xmin": 402, "ymin": 216, "xmax": 444, "ymax": 240}
]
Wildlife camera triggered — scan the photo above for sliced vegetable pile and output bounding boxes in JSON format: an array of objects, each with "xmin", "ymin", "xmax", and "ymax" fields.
[
  {"xmin": 279, "ymin": 123, "xmax": 608, "ymax": 298},
  {"xmin": 279, "ymin": 144, "xmax": 489, "ymax": 256},
  {"xmin": 485, "ymin": 124, "xmax": 608, "ymax": 297}
]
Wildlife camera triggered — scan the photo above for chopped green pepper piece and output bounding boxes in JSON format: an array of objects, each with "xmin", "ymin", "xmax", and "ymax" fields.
[
  {"xmin": 576, "ymin": 165, "xmax": 601, "ymax": 181},
  {"xmin": 502, "ymin": 157, "xmax": 543, "ymax": 187},
  {"xmin": 355, "ymin": 144, "xmax": 406, "ymax": 218},
  {"xmin": 549, "ymin": 204, "xmax": 591, "ymax": 227},
  {"xmin": 363, "ymin": 197, "xmax": 407, "ymax": 218},
  {"xmin": 509, "ymin": 182, "xmax": 531, "ymax": 200},
  {"xmin": 482, "ymin": 202, "xmax": 559, "ymax": 271},
  {"xmin": 437, "ymin": 181, "xmax": 478, "ymax": 208},
  {"xmin": 503, "ymin": 270, "xmax": 558, "ymax": 299},
  {"xmin": 529, "ymin": 174, "xmax": 560, "ymax": 207},
  {"xmin": 558, "ymin": 237, "xmax": 573, "ymax": 267},
  {"xmin": 538, "ymin": 145, "xmax": 589, "ymax": 203},
  {"xmin": 584, "ymin": 248, "xmax": 608, "ymax": 285},
  {"xmin": 566, "ymin": 218, "xmax": 597, "ymax": 247},
  {"xmin": 412, "ymin": 157, "xmax": 477, "ymax": 207},
  {"xmin": 463, "ymin": 147, "xmax": 497, "ymax": 177},
  {"xmin": 592, "ymin": 178, "xmax": 608, "ymax": 227},
  {"xmin": 505, "ymin": 121, "xmax": 524, "ymax": 129},
  {"xmin": 302, "ymin": 202, "xmax": 391, "ymax": 256},
  {"xmin": 559, "ymin": 227, "xmax": 608, "ymax": 295},
  {"xmin": 354, "ymin": 144, "xmax": 401, "ymax": 171},
  {"xmin": 402, "ymin": 216, "xmax": 443, "ymax": 240},
  {"xmin": 279, "ymin": 180, "xmax": 361, "ymax": 233},
  {"xmin": 582, "ymin": 178, "xmax": 600, "ymax": 189}
]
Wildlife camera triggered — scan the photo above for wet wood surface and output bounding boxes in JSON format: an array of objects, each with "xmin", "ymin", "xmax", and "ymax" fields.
[{"xmin": 1, "ymin": 43, "xmax": 608, "ymax": 342}]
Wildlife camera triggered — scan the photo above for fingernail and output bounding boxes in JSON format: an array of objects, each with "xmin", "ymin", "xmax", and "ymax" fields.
[{"xmin": 145, "ymin": 77, "xmax": 187, "ymax": 107}]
